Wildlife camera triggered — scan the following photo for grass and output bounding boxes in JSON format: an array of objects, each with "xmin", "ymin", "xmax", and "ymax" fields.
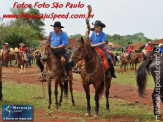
[{"xmin": 0, "ymin": 81, "xmax": 157, "ymax": 121}]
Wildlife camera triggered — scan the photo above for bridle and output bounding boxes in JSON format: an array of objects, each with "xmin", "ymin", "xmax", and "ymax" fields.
[{"xmin": 41, "ymin": 40, "xmax": 51, "ymax": 58}]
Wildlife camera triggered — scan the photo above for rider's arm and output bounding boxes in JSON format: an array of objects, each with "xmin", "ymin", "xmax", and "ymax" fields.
[{"xmin": 91, "ymin": 42, "xmax": 106, "ymax": 47}]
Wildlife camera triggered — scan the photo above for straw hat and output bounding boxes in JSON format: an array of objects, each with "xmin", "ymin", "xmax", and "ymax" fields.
[
  {"xmin": 19, "ymin": 43, "xmax": 24, "ymax": 46},
  {"xmin": 109, "ymin": 43, "xmax": 112, "ymax": 46},
  {"xmin": 15, "ymin": 47, "xmax": 19, "ymax": 52},
  {"xmin": 158, "ymin": 43, "xmax": 163, "ymax": 47}
]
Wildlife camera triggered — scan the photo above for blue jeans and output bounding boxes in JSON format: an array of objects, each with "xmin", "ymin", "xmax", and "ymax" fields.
[{"xmin": 103, "ymin": 50, "xmax": 112, "ymax": 67}]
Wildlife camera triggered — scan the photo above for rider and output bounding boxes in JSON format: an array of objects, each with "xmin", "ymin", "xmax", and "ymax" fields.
[
  {"xmin": 47, "ymin": 21, "xmax": 70, "ymax": 80},
  {"xmin": 19, "ymin": 43, "xmax": 27, "ymax": 60},
  {"xmin": 127, "ymin": 42, "xmax": 135, "ymax": 62},
  {"xmin": 158, "ymin": 43, "xmax": 163, "ymax": 55},
  {"xmin": 3, "ymin": 43, "xmax": 9, "ymax": 51},
  {"xmin": 108, "ymin": 43, "xmax": 114, "ymax": 52},
  {"xmin": 86, "ymin": 20, "xmax": 116, "ymax": 78},
  {"xmin": 126, "ymin": 42, "xmax": 130, "ymax": 50},
  {"xmin": 145, "ymin": 41, "xmax": 154, "ymax": 58}
]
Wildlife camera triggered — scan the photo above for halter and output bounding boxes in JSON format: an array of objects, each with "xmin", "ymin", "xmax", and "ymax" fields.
[{"xmin": 41, "ymin": 40, "xmax": 51, "ymax": 57}]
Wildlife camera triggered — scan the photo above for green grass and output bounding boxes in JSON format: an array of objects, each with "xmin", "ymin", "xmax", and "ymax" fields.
[
  {"xmin": 0, "ymin": 81, "xmax": 157, "ymax": 121},
  {"xmin": 112, "ymin": 70, "xmax": 155, "ymax": 89}
]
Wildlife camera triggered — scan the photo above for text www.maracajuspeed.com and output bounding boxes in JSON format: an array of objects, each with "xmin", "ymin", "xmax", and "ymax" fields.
[{"xmin": 2, "ymin": 12, "xmax": 94, "ymax": 20}]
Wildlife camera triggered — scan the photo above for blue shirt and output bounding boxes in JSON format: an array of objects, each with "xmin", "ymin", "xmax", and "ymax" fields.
[
  {"xmin": 90, "ymin": 31, "xmax": 107, "ymax": 48},
  {"xmin": 126, "ymin": 46, "xmax": 129, "ymax": 49},
  {"xmin": 159, "ymin": 47, "xmax": 163, "ymax": 53},
  {"xmin": 50, "ymin": 31, "xmax": 68, "ymax": 47}
]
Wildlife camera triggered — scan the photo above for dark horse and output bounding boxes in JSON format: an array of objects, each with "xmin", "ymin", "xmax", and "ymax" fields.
[
  {"xmin": 0, "ymin": 52, "xmax": 2, "ymax": 101},
  {"xmin": 39, "ymin": 34, "xmax": 75, "ymax": 109},
  {"xmin": 69, "ymin": 37, "xmax": 112, "ymax": 117},
  {"xmin": 136, "ymin": 55, "xmax": 163, "ymax": 119}
]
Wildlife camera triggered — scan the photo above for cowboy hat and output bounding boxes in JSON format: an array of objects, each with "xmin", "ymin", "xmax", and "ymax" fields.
[
  {"xmin": 93, "ymin": 20, "xmax": 106, "ymax": 28},
  {"xmin": 5, "ymin": 43, "xmax": 9, "ymax": 45},
  {"xmin": 50, "ymin": 21, "xmax": 64, "ymax": 28},
  {"xmin": 109, "ymin": 43, "xmax": 112, "ymax": 46},
  {"xmin": 158, "ymin": 43, "xmax": 163, "ymax": 47},
  {"xmin": 19, "ymin": 43, "xmax": 24, "ymax": 46}
]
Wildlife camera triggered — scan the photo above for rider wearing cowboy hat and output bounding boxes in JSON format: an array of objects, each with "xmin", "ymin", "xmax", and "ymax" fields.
[
  {"xmin": 47, "ymin": 21, "xmax": 70, "ymax": 80},
  {"xmin": 86, "ymin": 20, "xmax": 116, "ymax": 78},
  {"xmin": 3, "ymin": 43, "xmax": 9, "ymax": 51}
]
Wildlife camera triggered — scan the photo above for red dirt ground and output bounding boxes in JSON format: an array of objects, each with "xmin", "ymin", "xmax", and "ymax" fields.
[{"xmin": 1, "ymin": 66, "xmax": 162, "ymax": 121}]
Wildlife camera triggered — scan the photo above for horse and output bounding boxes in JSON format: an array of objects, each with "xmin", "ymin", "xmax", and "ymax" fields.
[
  {"xmin": 69, "ymin": 37, "xmax": 112, "ymax": 117},
  {"xmin": 130, "ymin": 52, "xmax": 144, "ymax": 73},
  {"xmin": 120, "ymin": 52, "xmax": 128, "ymax": 73},
  {"xmin": 15, "ymin": 52, "xmax": 27, "ymax": 74},
  {"xmin": 39, "ymin": 34, "xmax": 75, "ymax": 109},
  {"xmin": 145, "ymin": 51, "xmax": 153, "ymax": 60},
  {"xmin": 136, "ymin": 55, "xmax": 163, "ymax": 120},
  {"xmin": 2, "ymin": 48, "xmax": 12, "ymax": 67},
  {"xmin": 0, "ymin": 52, "xmax": 2, "ymax": 101}
]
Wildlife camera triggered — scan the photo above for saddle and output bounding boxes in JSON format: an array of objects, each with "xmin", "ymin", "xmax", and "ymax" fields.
[{"xmin": 95, "ymin": 47, "xmax": 109, "ymax": 70}]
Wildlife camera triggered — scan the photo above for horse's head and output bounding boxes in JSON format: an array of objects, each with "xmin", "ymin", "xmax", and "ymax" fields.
[
  {"xmin": 138, "ymin": 52, "xmax": 144, "ymax": 62},
  {"xmin": 69, "ymin": 37, "xmax": 89, "ymax": 64},
  {"xmin": 39, "ymin": 34, "xmax": 51, "ymax": 62}
]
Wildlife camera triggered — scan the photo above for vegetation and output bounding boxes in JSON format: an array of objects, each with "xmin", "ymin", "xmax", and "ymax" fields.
[{"xmin": 0, "ymin": 8, "xmax": 45, "ymax": 49}]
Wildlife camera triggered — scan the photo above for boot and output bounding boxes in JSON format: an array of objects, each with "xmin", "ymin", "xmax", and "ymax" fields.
[
  {"xmin": 111, "ymin": 64, "xmax": 117, "ymax": 78},
  {"xmin": 38, "ymin": 73, "xmax": 46, "ymax": 82}
]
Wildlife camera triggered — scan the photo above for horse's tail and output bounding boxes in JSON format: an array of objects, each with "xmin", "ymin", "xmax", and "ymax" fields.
[
  {"xmin": 99, "ymin": 81, "xmax": 104, "ymax": 97},
  {"xmin": 63, "ymin": 82, "xmax": 68, "ymax": 97},
  {"xmin": 136, "ymin": 59, "xmax": 153, "ymax": 97},
  {"xmin": 36, "ymin": 56, "xmax": 44, "ymax": 72}
]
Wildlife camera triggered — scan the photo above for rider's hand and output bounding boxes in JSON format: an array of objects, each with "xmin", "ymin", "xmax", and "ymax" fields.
[
  {"xmin": 51, "ymin": 46, "xmax": 56, "ymax": 49},
  {"xmin": 91, "ymin": 44, "xmax": 96, "ymax": 47}
]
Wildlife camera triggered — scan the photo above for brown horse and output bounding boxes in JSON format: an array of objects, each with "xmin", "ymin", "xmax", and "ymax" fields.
[
  {"xmin": 39, "ymin": 35, "xmax": 75, "ymax": 109},
  {"xmin": 0, "ymin": 52, "xmax": 2, "ymax": 101},
  {"xmin": 15, "ymin": 52, "xmax": 27, "ymax": 73},
  {"xmin": 130, "ymin": 52, "xmax": 144, "ymax": 73},
  {"xmin": 120, "ymin": 52, "xmax": 128, "ymax": 73},
  {"xmin": 69, "ymin": 37, "xmax": 112, "ymax": 117},
  {"xmin": 2, "ymin": 48, "xmax": 14, "ymax": 67}
]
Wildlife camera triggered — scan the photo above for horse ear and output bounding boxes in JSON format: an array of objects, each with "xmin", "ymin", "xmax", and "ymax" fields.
[
  {"xmin": 81, "ymin": 36, "xmax": 84, "ymax": 43},
  {"xmin": 38, "ymin": 33, "xmax": 44, "ymax": 40}
]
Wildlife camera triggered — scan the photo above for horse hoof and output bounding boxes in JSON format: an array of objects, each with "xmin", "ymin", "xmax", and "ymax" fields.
[
  {"xmin": 94, "ymin": 114, "xmax": 98, "ymax": 118},
  {"xmin": 106, "ymin": 109, "xmax": 110, "ymax": 112},
  {"xmin": 48, "ymin": 105, "xmax": 50, "ymax": 109},
  {"xmin": 58, "ymin": 103, "xmax": 61, "ymax": 106},
  {"xmin": 72, "ymin": 103, "xmax": 75, "ymax": 107},
  {"xmin": 55, "ymin": 105, "xmax": 58, "ymax": 109},
  {"xmin": 85, "ymin": 113, "xmax": 90, "ymax": 117}
]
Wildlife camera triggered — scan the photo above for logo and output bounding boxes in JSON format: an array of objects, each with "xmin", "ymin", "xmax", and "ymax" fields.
[{"xmin": 2, "ymin": 105, "xmax": 33, "ymax": 121}]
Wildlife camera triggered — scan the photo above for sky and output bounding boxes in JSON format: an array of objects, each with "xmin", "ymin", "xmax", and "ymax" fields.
[{"xmin": 0, "ymin": 0, "xmax": 163, "ymax": 39}]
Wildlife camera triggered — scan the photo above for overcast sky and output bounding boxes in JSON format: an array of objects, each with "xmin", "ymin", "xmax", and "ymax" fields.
[{"xmin": 0, "ymin": 0, "xmax": 163, "ymax": 39}]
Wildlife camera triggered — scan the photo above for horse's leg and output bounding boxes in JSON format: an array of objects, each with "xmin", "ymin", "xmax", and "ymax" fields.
[
  {"xmin": 120, "ymin": 62, "xmax": 123, "ymax": 73},
  {"xmin": 94, "ymin": 83, "xmax": 100, "ymax": 117},
  {"xmin": 58, "ymin": 82, "xmax": 63, "ymax": 106},
  {"xmin": 135, "ymin": 63, "xmax": 137, "ymax": 73},
  {"xmin": 105, "ymin": 77, "xmax": 111, "ymax": 111},
  {"xmin": 19, "ymin": 65, "xmax": 23, "ymax": 74},
  {"xmin": 83, "ymin": 82, "xmax": 91, "ymax": 117},
  {"xmin": 69, "ymin": 75, "xmax": 75, "ymax": 106},
  {"xmin": 23, "ymin": 64, "xmax": 26, "ymax": 73},
  {"xmin": 47, "ymin": 77, "xmax": 52, "ymax": 109},
  {"xmin": 54, "ymin": 81, "xmax": 59, "ymax": 109}
]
